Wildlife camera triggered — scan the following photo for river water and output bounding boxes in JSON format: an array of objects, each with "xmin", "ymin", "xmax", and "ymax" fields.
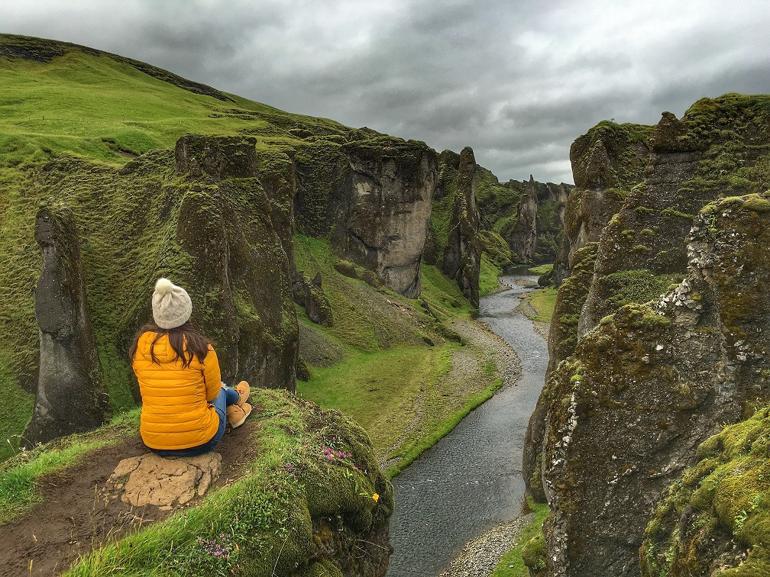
[{"xmin": 386, "ymin": 275, "xmax": 548, "ymax": 577}]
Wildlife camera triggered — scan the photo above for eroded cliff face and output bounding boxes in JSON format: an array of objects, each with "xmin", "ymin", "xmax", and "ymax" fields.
[
  {"xmin": 508, "ymin": 176, "xmax": 539, "ymax": 263},
  {"xmin": 542, "ymin": 193, "xmax": 770, "ymax": 577},
  {"xmin": 578, "ymin": 97, "xmax": 770, "ymax": 337},
  {"xmin": 523, "ymin": 123, "xmax": 653, "ymax": 492},
  {"xmin": 29, "ymin": 135, "xmax": 299, "ymax": 400},
  {"xmin": 528, "ymin": 95, "xmax": 770, "ymax": 577},
  {"xmin": 442, "ymin": 147, "xmax": 482, "ymax": 307},
  {"xmin": 552, "ymin": 121, "xmax": 652, "ymax": 285},
  {"xmin": 294, "ymin": 134, "xmax": 437, "ymax": 297}
]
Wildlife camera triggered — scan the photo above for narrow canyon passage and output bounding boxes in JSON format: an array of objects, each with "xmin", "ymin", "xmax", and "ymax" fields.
[{"xmin": 386, "ymin": 274, "xmax": 548, "ymax": 577}]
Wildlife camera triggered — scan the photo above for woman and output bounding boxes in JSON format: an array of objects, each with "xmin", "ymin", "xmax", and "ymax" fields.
[{"xmin": 130, "ymin": 278, "xmax": 253, "ymax": 456}]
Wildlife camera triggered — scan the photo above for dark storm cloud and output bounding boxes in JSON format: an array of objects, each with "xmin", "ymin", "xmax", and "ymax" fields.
[{"xmin": 3, "ymin": 0, "xmax": 770, "ymax": 183}]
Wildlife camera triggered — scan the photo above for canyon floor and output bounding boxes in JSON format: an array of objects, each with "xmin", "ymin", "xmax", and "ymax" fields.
[{"xmin": 387, "ymin": 275, "xmax": 548, "ymax": 576}]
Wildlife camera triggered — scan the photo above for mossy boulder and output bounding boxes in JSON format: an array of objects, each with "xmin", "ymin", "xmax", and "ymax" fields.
[
  {"xmin": 539, "ymin": 192, "xmax": 770, "ymax": 577},
  {"xmin": 641, "ymin": 406, "xmax": 770, "ymax": 577}
]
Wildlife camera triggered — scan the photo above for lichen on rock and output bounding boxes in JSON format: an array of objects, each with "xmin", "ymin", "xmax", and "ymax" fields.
[{"xmin": 538, "ymin": 191, "xmax": 770, "ymax": 577}]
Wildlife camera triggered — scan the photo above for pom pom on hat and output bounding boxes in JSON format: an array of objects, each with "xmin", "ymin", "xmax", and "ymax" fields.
[
  {"xmin": 154, "ymin": 277, "xmax": 174, "ymax": 295},
  {"xmin": 152, "ymin": 278, "xmax": 193, "ymax": 329}
]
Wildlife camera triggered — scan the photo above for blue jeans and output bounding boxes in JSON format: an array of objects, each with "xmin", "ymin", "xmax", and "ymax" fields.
[{"xmin": 153, "ymin": 386, "xmax": 240, "ymax": 457}]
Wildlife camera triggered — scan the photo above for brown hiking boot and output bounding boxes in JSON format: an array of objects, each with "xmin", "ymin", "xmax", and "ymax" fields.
[
  {"xmin": 235, "ymin": 381, "xmax": 250, "ymax": 406},
  {"xmin": 227, "ymin": 402, "xmax": 253, "ymax": 429}
]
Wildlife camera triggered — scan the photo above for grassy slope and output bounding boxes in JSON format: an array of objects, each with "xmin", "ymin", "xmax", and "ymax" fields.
[
  {"xmin": 293, "ymin": 236, "xmax": 502, "ymax": 475},
  {"xmin": 0, "ymin": 36, "xmax": 351, "ymax": 455}
]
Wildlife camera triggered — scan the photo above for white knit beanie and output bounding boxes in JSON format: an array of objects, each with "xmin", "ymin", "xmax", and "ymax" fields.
[{"xmin": 152, "ymin": 278, "xmax": 193, "ymax": 329}]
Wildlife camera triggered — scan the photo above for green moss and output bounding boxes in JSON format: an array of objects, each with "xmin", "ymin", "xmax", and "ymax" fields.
[
  {"xmin": 642, "ymin": 406, "xmax": 770, "ymax": 577},
  {"xmin": 601, "ymin": 269, "xmax": 682, "ymax": 310},
  {"xmin": 491, "ymin": 498, "xmax": 550, "ymax": 577},
  {"xmin": 480, "ymin": 253, "xmax": 503, "ymax": 296},
  {"xmin": 65, "ymin": 388, "xmax": 392, "ymax": 577}
]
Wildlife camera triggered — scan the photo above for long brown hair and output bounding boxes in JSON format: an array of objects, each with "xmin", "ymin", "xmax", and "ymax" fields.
[{"xmin": 129, "ymin": 321, "xmax": 211, "ymax": 368}]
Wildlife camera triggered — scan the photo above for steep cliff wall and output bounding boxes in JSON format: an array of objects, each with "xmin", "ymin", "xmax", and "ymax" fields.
[
  {"xmin": 293, "ymin": 134, "xmax": 437, "ymax": 297},
  {"xmin": 552, "ymin": 121, "xmax": 652, "ymax": 284},
  {"xmin": 21, "ymin": 136, "xmax": 300, "ymax": 408},
  {"xmin": 442, "ymin": 147, "xmax": 482, "ymax": 307},
  {"xmin": 579, "ymin": 96, "xmax": 770, "ymax": 336},
  {"xmin": 540, "ymin": 192, "xmax": 770, "ymax": 577},
  {"xmin": 528, "ymin": 94, "xmax": 770, "ymax": 577}
]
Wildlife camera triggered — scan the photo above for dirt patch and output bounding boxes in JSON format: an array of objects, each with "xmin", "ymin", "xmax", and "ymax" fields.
[{"xmin": 0, "ymin": 419, "xmax": 260, "ymax": 577}]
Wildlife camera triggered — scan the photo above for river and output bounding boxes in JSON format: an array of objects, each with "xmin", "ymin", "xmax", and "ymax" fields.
[{"xmin": 386, "ymin": 274, "xmax": 548, "ymax": 577}]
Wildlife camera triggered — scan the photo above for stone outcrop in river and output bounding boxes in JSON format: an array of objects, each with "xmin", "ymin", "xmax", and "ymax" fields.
[
  {"xmin": 527, "ymin": 94, "xmax": 770, "ymax": 577},
  {"xmin": 442, "ymin": 147, "xmax": 481, "ymax": 307},
  {"xmin": 23, "ymin": 206, "xmax": 108, "ymax": 445}
]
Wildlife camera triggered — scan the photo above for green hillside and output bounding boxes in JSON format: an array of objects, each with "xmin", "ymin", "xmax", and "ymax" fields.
[{"xmin": 0, "ymin": 34, "xmax": 504, "ymax": 467}]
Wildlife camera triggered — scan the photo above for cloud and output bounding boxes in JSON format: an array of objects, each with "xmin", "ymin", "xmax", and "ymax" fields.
[{"xmin": 2, "ymin": 0, "xmax": 770, "ymax": 183}]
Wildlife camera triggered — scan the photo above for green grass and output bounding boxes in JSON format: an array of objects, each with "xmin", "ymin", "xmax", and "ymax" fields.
[
  {"xmin": 294, "ymin": 237, "xmax": 502, "ymax": 476},
  {"xmin": 480, "ymin": 253, "xmax": 503, "ymax": 296},
  {"xmin": 0, "ymin": 409, "xmax": 137, "ymax": 523},
  {"xmin": 528, "ymin": 263, "xmax": 553, "ymax": 276},
  {"xmin": 64, "ymin": 388, "xmax": 389, "ymax": 576},
  {"xmin": 523, "ymin": 287, "xmax": 558, "ymax": 323},
  {"xmin": 491, "ymin": 498, "xmax": 550, "ymax": 577}
]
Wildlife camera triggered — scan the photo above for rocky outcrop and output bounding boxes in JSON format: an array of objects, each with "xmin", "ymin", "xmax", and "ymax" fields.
[
  {"xmin": 540, "ymin": 192, "xmax": 770, "ymax": 577},
  {"xmin": 294, "ymin": 135, "xmax": 436, "ymax": 297},
  {"xmin": 552, "ymin": 121, "xmax": 653, "ymax": 285},
  {"xmin": 507, "ymin": 176, "xmax": 539, "ymax": 263},
  {"xmin": 293, "ymin": 272, "xmax": 333, "ymax": 326},
  {"xmin": 442, "ymin": 147, "xmax": 481, "ymax": 307},
  {"xmin": 533, "ymin": 181, "xmax": 571, "ymax": 264},
  {"xmin": 577, "ymin": 95, "xmax": 770, "ymax": 337},
  {"xmin": 23, "ymin": 206, "xmax": 108, "ymax": 445},
  {"xmin": 107, "ymin": 452, "xmax": 222, "ymax": 509},
  {"xmin": 174, "ymin": 135, "xmax": 298, "ymax": 391}
]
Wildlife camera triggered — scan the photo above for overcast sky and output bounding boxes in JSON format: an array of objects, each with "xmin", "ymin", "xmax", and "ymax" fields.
[{"xmin": 3, "ymin": 1, "xmax": 770, "ymax": 183}]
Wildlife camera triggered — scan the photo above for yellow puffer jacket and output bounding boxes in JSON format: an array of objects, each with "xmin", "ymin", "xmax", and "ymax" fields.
[{"xmin": 132, "ymin": 331, "xmax": 221, "ymax": 450}]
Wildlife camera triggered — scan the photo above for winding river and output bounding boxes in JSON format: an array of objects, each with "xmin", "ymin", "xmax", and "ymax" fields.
[{"xmin": 386, "ymin": 274, "xmax": 548, "ymax": 577}]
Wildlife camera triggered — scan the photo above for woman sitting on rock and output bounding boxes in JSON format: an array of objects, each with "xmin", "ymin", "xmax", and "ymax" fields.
[{"xmin": 129, "ymin": 278, "xmax": 253, "ymax": 456}]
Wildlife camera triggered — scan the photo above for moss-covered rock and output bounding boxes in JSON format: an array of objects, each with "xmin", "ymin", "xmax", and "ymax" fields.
[
  {"xmin": 442, "ymin": 147, "xmax": 481, "ymax": 307},
  {"xmin": 579, "ymin": 95, "xmax": 770, "ymax": 335},
  {"xmin": 522, "ymin": 242, "xmax": 598, "ymax": 502},
  {"xmin": 641, "ymin": 406, "xmax": 770, "ymax": 577},
  {"xmin": 1, "ymin": 388, "xmax": 393, "ymax": 576},
  {"xmin": 552, "ymin": 121, "xmax": 652, "ymax": 285},
  {"xmin": 539, "ymin": 192, "xmax": 770, "ymax": 577}
]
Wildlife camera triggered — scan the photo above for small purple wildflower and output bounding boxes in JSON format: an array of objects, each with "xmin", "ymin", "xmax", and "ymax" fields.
[
  {"xmin": 321, "ymin": 446, "xmax": 352, "ymax": 462},
  {"xmin": 197, "ymin": 534, "xmax": 231, "ymax": 559}
]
